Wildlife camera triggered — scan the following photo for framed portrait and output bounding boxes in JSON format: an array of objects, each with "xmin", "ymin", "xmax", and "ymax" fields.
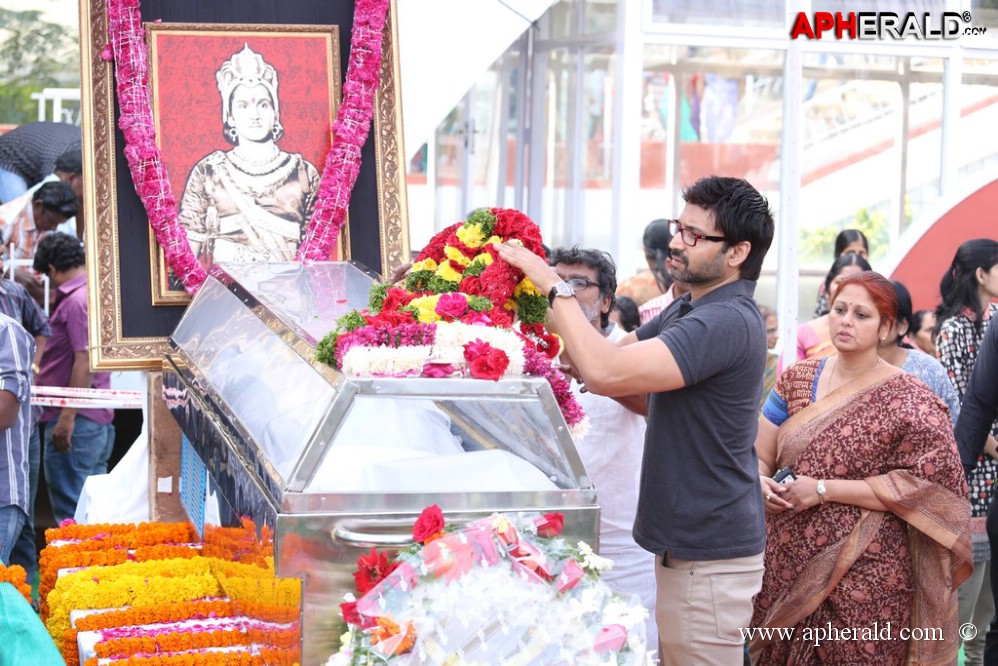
[
  {"xmin": 146, "ymin": 24, "xmax": 344, "ymax": 305},
  {"xmin": 81, "ymin": 0, "xmax": 410, "ymax": 371}
]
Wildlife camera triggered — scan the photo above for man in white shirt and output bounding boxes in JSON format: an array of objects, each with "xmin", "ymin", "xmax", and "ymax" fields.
[{"xmin": 549, "ymin": 245, "xmax": 657, "ymax": 648}]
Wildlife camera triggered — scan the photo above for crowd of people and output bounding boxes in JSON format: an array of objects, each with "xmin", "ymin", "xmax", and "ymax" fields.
[
  {"xmin": 503, "ymin": 177, "xmax": 996, "ymax": 665},
  {"xmin": 0, "ymin": 123, "xmax": 111, "ymax": 608},
  {"xmin": 0, "ymin": 125, "xmax": 995, "ymax": 666}
]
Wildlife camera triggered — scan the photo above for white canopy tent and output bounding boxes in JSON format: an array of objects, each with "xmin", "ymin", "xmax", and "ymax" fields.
[{"xmin": 397, "ymin": 0, "xmax": 557, "ymax": 160}]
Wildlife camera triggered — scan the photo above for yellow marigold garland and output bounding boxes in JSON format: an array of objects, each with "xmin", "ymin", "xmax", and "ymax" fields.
[
  {"xmin": 208, "ymin": 558, "xmax": 301, "ymax": 608},
  {"xmin": 41, "ymin": 521, "xmax": 300, "ymax": 666},
  {"xmin": 40, "ymin": 544, "xmax": 200, "ymax": 611},
  {"xmin": 46, "ymin": 558, "xmax": 223, "ymax": 653}
]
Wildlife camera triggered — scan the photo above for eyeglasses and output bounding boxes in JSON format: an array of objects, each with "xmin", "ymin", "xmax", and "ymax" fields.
[
  {"xmin": 670, "ymin": 220, "xmax": 726, "ymax": 247},
  {"xmin": 565, "ymin": 277, "xmax": 599, "ymax": 291}
]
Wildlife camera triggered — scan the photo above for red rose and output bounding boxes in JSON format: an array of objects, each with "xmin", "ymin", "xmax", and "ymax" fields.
[
  {"xmin": 535, "ymin": 512, "xmax": 564, "ymax": 538},
  {"xmin": 487, "ymin": 306, "xmax": 514, "ymax": 328},
  {"xmin": 414, "ymin": 223, "xmax": 461, "ymax": 263},
  {"xmin": 458, "ymin": 275, "xmax": 487, "ymax": 297},
  {"xmin": 468, "ymin": 347, "xmax": 510, "ymax": 381},
  {"xmin": 364, "ymin": 310, "xmax": 416, "ymax": 327},
  {"xmin": 381, "ymin": 287, "xmax": 412, "ymax": 312},
  {"xmin": 412, "ymin": 505, "xmax": 446, "ymax": 544}
]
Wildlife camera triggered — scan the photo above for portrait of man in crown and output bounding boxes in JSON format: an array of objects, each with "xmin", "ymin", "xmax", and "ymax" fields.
[{"xmin": 146, "ymin": 25, "xmax": 341, "ymax": 300}]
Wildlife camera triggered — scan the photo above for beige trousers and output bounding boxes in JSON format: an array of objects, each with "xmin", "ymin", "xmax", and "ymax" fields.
[{"xmin": 655, "ymin": 552, "xmax": 763, "ymax": 666}]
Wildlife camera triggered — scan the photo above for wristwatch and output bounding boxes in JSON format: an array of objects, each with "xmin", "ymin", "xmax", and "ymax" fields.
[
  {"xmin": 816, "ymin": 479, "xmax": 827, "ymax": 504},
  {"xmin": 547, "ymin": 281, "xmax": 576, "ymax": 307}
]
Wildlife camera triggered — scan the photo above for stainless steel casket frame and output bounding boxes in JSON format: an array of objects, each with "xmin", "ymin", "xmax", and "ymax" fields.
[{"xmin": 162, "ymin": 261, "xmax": 600, "ymax": 664}]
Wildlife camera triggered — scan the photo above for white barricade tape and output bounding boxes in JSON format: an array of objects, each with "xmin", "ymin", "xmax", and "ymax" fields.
[{"xmin": 31, "ymin": 386, "xmax": 144, "ymax": 410}]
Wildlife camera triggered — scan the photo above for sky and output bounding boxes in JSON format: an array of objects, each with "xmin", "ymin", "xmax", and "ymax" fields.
[{"xmin": 3, "ymin": 0, "xmax": 78, "ymax": 28}]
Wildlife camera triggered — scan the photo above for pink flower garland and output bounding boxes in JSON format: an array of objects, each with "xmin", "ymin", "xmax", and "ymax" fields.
[
  {"xmin": 521, "ymin": 345, "xmax": 586, "ymax": 431},
  {"xmin": 106, "ymin": 0, "xmax": 206, "ymax": 293},
  {"xmin": 104, "ymin": 0, "xmax": 391, "ymax": 294},
  {"xmin": 297, "ymin": 0, "xmax": 391, "ymax": 262}
]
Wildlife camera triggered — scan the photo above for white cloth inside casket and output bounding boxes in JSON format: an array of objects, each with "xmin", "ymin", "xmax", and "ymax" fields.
[{"xmin": 307, "ymin": 399, "xmax": 559, "ymax": 493}]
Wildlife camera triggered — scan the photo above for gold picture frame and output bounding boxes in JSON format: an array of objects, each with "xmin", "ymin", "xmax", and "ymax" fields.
[
  {"xmin": 82, "ymin": 0, "xmax": 410, "ymax": 371},
  {"xmin": 145, "ymin": 23, "xmax": 344, "ymax": 305}
]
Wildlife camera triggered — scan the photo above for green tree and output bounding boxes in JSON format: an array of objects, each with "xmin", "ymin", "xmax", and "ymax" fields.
[
  {"xmin": 800, "ymin": 206, "xmax": 891, "ymax": 268},
  {"xmin": 0, "ymin": 8, "xmax": 80, "ymax": 124}
]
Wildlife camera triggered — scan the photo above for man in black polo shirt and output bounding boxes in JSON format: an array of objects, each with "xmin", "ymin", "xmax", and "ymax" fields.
[{"xmin": 497, "ymin": 175, "xmax": 774, "ymax": 665}]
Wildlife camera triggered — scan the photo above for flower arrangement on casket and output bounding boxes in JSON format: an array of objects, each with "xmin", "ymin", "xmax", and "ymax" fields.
[
  {"xmin": 315, "ymin": 207, "xmax": 588, "ymax": 438},
  {"xmin": 326, "ymin": 506, "xmax": 649, "ymax": 665}
]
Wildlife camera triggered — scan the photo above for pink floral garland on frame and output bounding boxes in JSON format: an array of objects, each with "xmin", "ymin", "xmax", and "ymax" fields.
[
  {"xmin": 104, "ymin": 0, "xmax": 391, "ymax": 293},
  {"xmin": 297, "ymin": 0, "xmax": 391, "ymax": 262},
  {"xmin": 106, "ymin": 0, "xmax": 207, "ymax": 293}
]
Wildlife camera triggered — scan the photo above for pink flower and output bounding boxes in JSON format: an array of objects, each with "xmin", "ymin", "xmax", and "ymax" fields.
[
  {"xmin": 593, "ymin": 624, "xmax": 628, "ymax": 652},
  {"xmin": 421, "ymin": 363, "xmax": 458, "ymax": 378},
  {"xmin": 435, "ymin": 293, "xmax": 469, "ymax": 321},
  {"xmin": 459, "ymin": 311, "xmax": 493, "ymax": 326}
]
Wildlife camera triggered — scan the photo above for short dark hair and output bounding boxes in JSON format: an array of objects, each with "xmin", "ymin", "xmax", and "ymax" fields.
[
  {"xmin": 32, "ymin": 181, "xmax": 77, "ymax": 218},
  {"xmin": 890, "ymin": 280, "xmax": 915, "ymax": 347},
  {"xmin": 834, "ymin": 229, "xmax": 869, "ymax": 257},
  {"xmin": 548, "ymin": 246, "xmax": 617, "ymax": 329},
  {"xmin": 681, "ymin": 176, "xmax": 774, "ymax": 280},
  {"xmin": 823, "ymin": 252, "xmax": 872, "ymax": 297},
  {"xmin": 642, "ymin": 218, "xmax": 673, "ymax": 291},
  {"xmin": 54, "ymin": 147, "xmax": 83, "ymax": 176},
  {"xmin": 612, "ymin": 295, "xmax": 640, "ymax": 332},
  {"xmin": 32, "ymin": 232, "xmax": 85, "ymax": 273}
]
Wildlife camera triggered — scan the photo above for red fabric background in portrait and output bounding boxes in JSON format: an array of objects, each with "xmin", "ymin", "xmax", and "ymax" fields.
[{"xmin": 150, "ymin": 30, "xmax": 338, "ymax": 203}]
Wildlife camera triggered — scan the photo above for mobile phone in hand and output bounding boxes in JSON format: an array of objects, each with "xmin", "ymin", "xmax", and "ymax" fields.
[{"xmin": 772, "ymin": 466, "xmax": 797, "ymax": 484}]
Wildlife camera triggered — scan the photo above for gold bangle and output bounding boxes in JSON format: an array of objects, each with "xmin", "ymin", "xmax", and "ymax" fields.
[{"xmin": 31, "ymin": 363, "xmax": 40, "ymax": 375}]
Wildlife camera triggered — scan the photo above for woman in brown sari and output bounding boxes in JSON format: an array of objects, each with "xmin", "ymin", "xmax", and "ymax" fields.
[{"xmin": 752, "ymin": 271, "xmax": 972, "ymax": 665}]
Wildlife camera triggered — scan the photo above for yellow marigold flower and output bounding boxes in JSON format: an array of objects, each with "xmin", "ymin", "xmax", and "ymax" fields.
[
  {"xmin": 485, "ymin": 235, "xmax": 503, "ymax": 246},
  {"xmin": 411, "ymin": 258, "xmax": 438, "ymax": 273},
  {"xmin": 514, "ymin": 277, "xmax": 541, "ymax": 297},
  {"xmin": 503, "ymin": 299, "xmax": 517, "ymax": 311},
  {"xmin": 456, "ymin": 225, "xmax": 486, "ymax": 248},
  {"xmin": 435, "ymin": 260, "xmax": 464, "ymax": 283},
  {"xmin": 409, "ymin": 295, "xmax": 442, "ymax": 323},
  {"xmin": 470, "ymin": 252, "xmax": 494, "ymax": 268},
  {"xmin": 444, "ymin": 246, "xmax": 471, "ymax": 267}
]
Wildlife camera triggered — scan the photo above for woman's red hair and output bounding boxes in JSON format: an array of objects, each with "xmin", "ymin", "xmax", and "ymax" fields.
[{"xmin": 833, "ymin": 271, "xmax": 898, "ymax": 326}]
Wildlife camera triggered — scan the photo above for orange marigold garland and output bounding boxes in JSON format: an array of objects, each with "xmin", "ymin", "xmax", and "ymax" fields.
[
  {"xmin": 0, "ymin": 562, "xmax": 32, "ymax": 604},
  {"xmin": 94, "ymin": 625, "xmax": 300, "ymax": 658},
  {"xmin": 40, "ymin": 544, "xmax": 201, "ymax": 613},
  {"xmin": 40, "ymin": 519, "xmax": 302, "ymax": 666},
  {"xmin": 45, "ymin": 520, "xmax": 197, "ymax": 546}
]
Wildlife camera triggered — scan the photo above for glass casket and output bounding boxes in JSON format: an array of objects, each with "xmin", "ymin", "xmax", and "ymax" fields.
[{"xmin": 162, "ymin": 262, "xmax": 600, "ymax": 663}]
